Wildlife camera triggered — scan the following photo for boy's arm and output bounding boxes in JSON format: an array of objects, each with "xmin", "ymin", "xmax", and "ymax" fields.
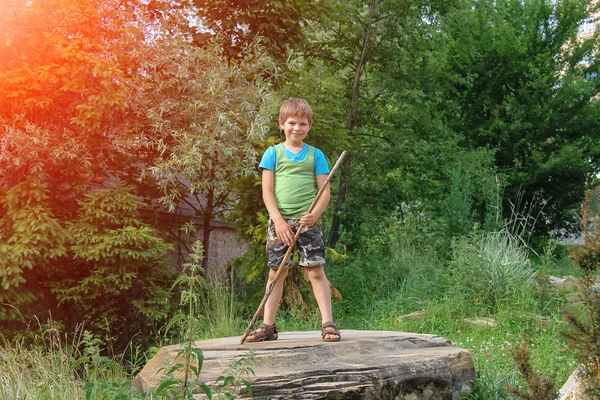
[
  {"xmin": 262, "ymin": 169, "xmax": 294, "ymax": 245},
  {"xmin": 299, "ymin": 174, "xmax": 330, "ymax": 227}
]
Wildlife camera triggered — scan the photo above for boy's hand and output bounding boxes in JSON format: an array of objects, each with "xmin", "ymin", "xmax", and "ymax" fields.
[
  {"xmin": 274, "ymin": 218, "xmax": 294, "ymax": 246},
  {"xmin": 300, "ymin": 212, "xmax": 317, "ymax": 227}
]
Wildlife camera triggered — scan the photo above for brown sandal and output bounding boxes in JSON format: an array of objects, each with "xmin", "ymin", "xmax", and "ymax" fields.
[
  {"xmin": 246, "ymin": 323, "xmax": 278, "ymax": 342},
  {"xmin": 321, "ymin": 322, "xmax": 341, "ymax": 342}
]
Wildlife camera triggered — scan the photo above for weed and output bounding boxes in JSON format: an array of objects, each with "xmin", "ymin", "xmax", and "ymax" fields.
[{"xmin": 154, "ymin": 240, "xmax": 255, "ymax": 399}]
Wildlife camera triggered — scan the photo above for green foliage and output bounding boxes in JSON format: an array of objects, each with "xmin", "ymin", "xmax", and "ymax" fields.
[
  {"xmin": 0, "ymin": 181, "xmax": 68, "ymax": 320},
  {"xmin": 47, "ymin": 186, "xmax": 174, "ymax": 344},
  {"xmin": 438, "ymin": 0, "xmax": 600, "ymax": 235},
  {"xmin": 73, "ymin": 331, "xmax": 141, "ymax": 400},
  {"xmin": 291, "ymin": 0, "xmax": 461, "ymax": 248},
  {"xmin": 328, "ymin": 211, "xmax": 447, "ymax": 319},
  {"xmin": 132, "ymin": 14, "xmax": 277, "ymax": 266},
  {"xmin": 441, "ymin": 148, "xmax": 503, "ymax": 239},
  {"xmin": 191, "ymin": 0, "xmax": 326, "ymax": 64}
]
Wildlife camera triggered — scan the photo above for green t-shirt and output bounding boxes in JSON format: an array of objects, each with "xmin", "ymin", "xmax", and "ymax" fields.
[{"xmin": 274, "ymin": 144, "xmax": 316, "ymax": 219}]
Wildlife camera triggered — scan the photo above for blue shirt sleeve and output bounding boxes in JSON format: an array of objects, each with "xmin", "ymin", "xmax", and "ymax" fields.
[
  {"xmin": 258, "ymin": 146, "xmax": 277, "ymax": 171},
  {"xmin": 314, "ymin": 148, "xmax": 330, "ymax": 175}
]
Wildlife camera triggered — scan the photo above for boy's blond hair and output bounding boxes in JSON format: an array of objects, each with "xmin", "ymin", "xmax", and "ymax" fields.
[{"xmin": 279, "ymin": 98, "xmax": 313, "ymax": 125}]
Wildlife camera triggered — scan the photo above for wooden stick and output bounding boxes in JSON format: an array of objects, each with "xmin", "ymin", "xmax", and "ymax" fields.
[{"xmin": 240, "ymin": 150, "xmax": 347, "ymax": 344}]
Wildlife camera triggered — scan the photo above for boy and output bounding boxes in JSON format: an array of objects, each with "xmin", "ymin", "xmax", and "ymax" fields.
[{"xmin": 246, "ymin": 98, "xmax": 341, "ymax": 342}]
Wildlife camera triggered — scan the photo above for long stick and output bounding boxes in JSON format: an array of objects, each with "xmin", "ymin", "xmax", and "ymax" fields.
[{"xmin": 240, "ymin": 150, "xmax": 347, "ymax": 344}]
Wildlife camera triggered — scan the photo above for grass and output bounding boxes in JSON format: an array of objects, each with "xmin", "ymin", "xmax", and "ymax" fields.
[
  {"xmin": 400, "ymin": 303, "xmax": 575, "ymax": 392},
  {"xmin": 0, "ymin": 340, "xmax": 84, "ymax": 399},
  {"xmin": 0, "ymin": 326, "xmax": 136, "ymax": 400}
]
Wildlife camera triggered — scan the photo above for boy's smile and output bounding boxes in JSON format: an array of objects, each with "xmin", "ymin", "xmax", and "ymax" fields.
[{"xmin": 280, "ymin": 116, "xmax": 311, "ymax": 149}]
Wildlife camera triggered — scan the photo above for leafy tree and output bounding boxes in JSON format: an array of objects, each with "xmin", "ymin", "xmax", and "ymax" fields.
[
  {"xmin": 49, "ymin": 186, "xmax": 173, "ymax": 343},
  {"xmin": 0, "ymin": 0, "xmax": 144, "ymax": 196},
  {"xmin": 0, "ymin": 181, "xmax": 68, "ymax": 321},
  {"xmin": 273, "ymin": 0, "xmax": 460, "ymax": 249},
  {"xmin": 0, "ymin": 0, "xmax": 143, "ymax": 327},
  {"xmin": 130, "ymin": 25, "xmax": 277, "ymax": 268},
  {"xmin": 0, "ymin": 1, "xmax": 179, "ymax": 340},
  {"xmin": 437, "ymin": 0, "xmax": 600, "ymax": 236},
  {"xmin": 190, "ymin": 0, "xmax": 326, "ymax": 63}
]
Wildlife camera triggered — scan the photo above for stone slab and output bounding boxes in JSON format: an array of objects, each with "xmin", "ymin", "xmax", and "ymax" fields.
[{"xmin": 134, "ymin": 330, "xmax": 475, "ymax": 399}]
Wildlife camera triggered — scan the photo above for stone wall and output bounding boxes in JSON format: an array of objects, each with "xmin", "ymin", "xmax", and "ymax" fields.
[
  {"xmin": 165, "ymin": 225, "xmax": 248, "ymax": 277},
  {"xmin": 142, "ymin": 208, "xmax": 249, "ymax": 276},
  {"xmin": 204, "ymin": 227, "xmax": 248, "ymax": 276}
]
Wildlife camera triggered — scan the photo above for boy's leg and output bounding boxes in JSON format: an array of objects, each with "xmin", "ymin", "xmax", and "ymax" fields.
[
  {"xmin": 306, "ymin": 265, "xmax": 340, "ymax": 341},
  {"xmin": 263, "ymin": 267, "xmax": 288, "ymax": 325},
  {"xmin": 305, "ymin": 265, "xmax": 333, "ymax": 324},
  {"xmin": 295, "ymin": 221, "xmax": 340, "ymax": 341},
  {"xmin": 247, "ymin": 218, "xmax": 292, "ymax": 341},
  {"xmin": 246, "ymin": 267, "xmax": 288, "ymax": 341}
]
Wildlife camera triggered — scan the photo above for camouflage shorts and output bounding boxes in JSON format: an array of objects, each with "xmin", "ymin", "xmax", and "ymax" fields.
[{"xmin": 266, "ymin": 218, "xmax": 326, "ymax": 269}]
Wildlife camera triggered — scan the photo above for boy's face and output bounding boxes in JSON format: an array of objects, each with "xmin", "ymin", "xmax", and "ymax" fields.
[{"xmin": 279, "ymin": 115, "xmax": 311, "ymax": 146}]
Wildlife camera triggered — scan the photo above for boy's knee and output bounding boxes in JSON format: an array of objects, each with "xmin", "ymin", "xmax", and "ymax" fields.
[
  {"xmin": 306, "ymin": 265, "xmax": 326, "ymax": 281},
  {"xmin": 269, "ymin": 267, "xmax": 289, "ymax": 280}
]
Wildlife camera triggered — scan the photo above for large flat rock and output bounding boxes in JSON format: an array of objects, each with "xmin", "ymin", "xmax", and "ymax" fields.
[{"xmin": 134, "ymin": 330, "xmax": 475, "ymax": 399}]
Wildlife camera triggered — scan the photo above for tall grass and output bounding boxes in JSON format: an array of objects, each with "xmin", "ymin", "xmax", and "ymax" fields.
[
  {"xmin": 166, "ymin": 275, "xmax": 242, "ymax": 342},
  {"xmin": 0, "ymin": 241, "xmax": 251, "ymax": 400},
  {"xmin": 0, "ymin": 339, "xmax": 83, "ymax": 399},
  {"xmin": 0, "ymin": 324, "xmax": 136, "ymax": 400},
  {"xmin": 197, "ymin": 275, "xmax": 241, "ymax": 339},
  {"xmin": 449, "ymin": 229, "xmax": 537, "ymax": 312}
]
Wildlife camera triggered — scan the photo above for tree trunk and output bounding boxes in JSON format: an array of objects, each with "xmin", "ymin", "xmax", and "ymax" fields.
[
  {"xmin": 327, "ymin": 0, "xmax": 375, "ymax": 248},
  {"xmin": 201, "ymin": 189, "xmax": 214, "ymax": 271},
  {"xmin": 327, "ymin": 154, "xmax": 351, "ymax": 247}
]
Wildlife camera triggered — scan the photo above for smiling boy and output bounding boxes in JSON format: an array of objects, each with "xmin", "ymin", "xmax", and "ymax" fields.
[{"xmin": 246, "ymin": 98, "xmax": 341, "ymax": 342}]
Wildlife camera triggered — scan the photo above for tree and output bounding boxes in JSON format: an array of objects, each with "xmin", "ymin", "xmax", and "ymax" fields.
[
  {"xmin": 437, "ymin": 0, "xmax": 600, "ymax": 235},
  {"xmin": 130, "ymin": 28, "xmax": 277, "ymax": 268},
  {"xmin": 275, "ymin": 0, "xmax": 459, "ymax": 248},
  {"xmin": 0, "ymin": 0, "xmax": 143, "ymax": 195},
  {"xmin": 0, "ymin": 181, "xmax": 68, "ymax": 321},
  {"xmin": 190, "ymin": 0, "xmax": 326, "ymax": 63},
  {"xmin": 49, "ymin": 186, "xmax": 173, "ymax": 342},
  {"xmin": 0, "ymin": 1, "xmax": 184, "ymax": 337}
]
